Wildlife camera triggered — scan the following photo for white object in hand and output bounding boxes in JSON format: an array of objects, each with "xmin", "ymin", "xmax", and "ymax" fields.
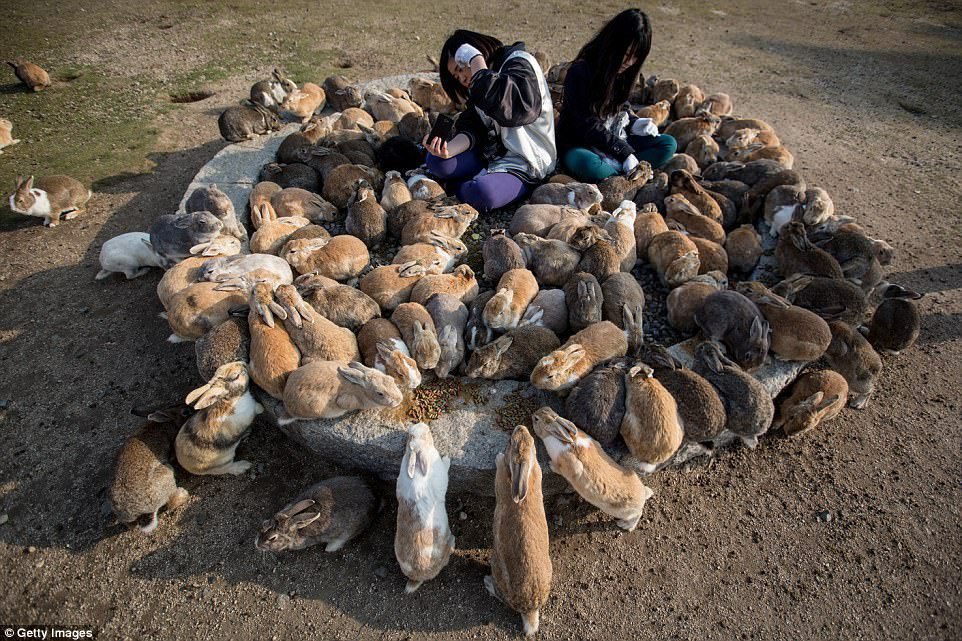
[
  {"xmin": 454, "ymin": 44, "xmax": 483, "ymax": 67},
  {"xmin": 630, "ymin": 117, "xmax": 660, "ymax": 137},
  {"xmin": 622, "ymin": 154, "xmax": 640, "ymax": 173}
]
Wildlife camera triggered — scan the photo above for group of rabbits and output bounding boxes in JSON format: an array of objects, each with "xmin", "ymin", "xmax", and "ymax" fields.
[{"xmin": 100, "ymin": 64, "xmax": 922, "ymax": 636}]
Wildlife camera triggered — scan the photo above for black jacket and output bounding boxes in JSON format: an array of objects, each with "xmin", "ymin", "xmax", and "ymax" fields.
[
  {"xmin": 555, "ymin": 59, "xmax": 637, "ymax": 161},
  {"xmin": 454, "ymin": 42, "xmax": 544, "ymax": 149}
]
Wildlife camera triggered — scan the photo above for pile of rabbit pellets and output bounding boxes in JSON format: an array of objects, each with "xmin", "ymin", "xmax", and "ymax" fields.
[{"xmin": 100, "ymin": 65, "xmax": 921, "ymax": 629}]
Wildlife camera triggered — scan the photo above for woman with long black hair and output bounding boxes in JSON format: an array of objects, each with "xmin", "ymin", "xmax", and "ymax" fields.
[
  {"xmin": 423, "ymin": 30, "xmax": 556, "ymax": 212},
  {"xmin": 557, "ymin": 9, "xmax": 677, "ymax": 181}
]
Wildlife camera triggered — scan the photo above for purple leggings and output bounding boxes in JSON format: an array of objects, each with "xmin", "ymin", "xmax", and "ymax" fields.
[{"xmin": 425, "ymin": 150, "xmax": 530, "ymax": 212}]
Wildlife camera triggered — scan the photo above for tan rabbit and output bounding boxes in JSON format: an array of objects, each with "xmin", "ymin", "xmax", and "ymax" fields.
[
  {"xmin": 531, "ymin": 321, "xmax": 628, "ymax": 392},
  {"xmin": 426, "ymin": 293, "xmax": 469, "ymax": 379},
  {"xmin": 775, "ymin": 370, "xmax": 848, "ymax": 437},
  {"xmin": 696, "ymin": 93, "xmax": 733, "ymax": 117},
  {"xmin": 687, "ymin": 134, "xmax": 719, "ymax": 169},
  {"xmin": 281, "ymin": 82, "xmax": 326, "ymax": 122},
  {"xmin": 409, "ymin": 264, "xmax": 479, "ymax": 306},
  {"xmin": 10, "ymin": 175, "xmax": 91, "ymax": 227},
  {"xmin": 674, "ymin": 84, "xmax": 705, "ymax": 119},
  {"xmin": 634, "ymin": 208, "xmax": 668, "ymax": 258},
  {"xmin": 110, "ymin": 407, "xmax": 191, "ymax": 534},
  {"xmin": 635, "ymin": 100, "xmax": 671, "ymax": 126},
  {"xmin": 664, "ymin": 194, "xmax": 725, "ymax": 244},
  {"xmin": 731, "ymin": 143, "xmax": 794, "ymax": 169},
  {"xmin": 281, "ymin": 235, "xmax": 370, "ymax": 280},
  {"xmin": 666, "ymin": 271, "xmax": 727, "ymax": 333},
  {"xmin": 483, "ymin": 230, "xmax": 527, "ymax": 283},
  {"xmin": 0, "ymin": 118, "xmax": 20, "ymax": 154},
  {"xmin": 725, "ymin": 224, "xmax": 763, "ymax": 273},
  {"xmin": 689, "ymin": 236, "xmax": 728, "ymax": 275},
  {"xmin": 664, "ymin": 113, "xmax": 721, "ymax": 150},
  {"xmin": 725, "ymin": 128, "xmax": 780, "ymax": 156},
  {"xmin": 271, "ymin": 188, "xmax": 337, "ymax": 223},
  {"xmin": 600, "ymin": 272, "xmax": 645, "ymax": 354},
  {"xmin": 737, "ymin": 281, "xmax": 831, "ymax": 362},
  {"xmin": 365, "ymin": 91, "xmax": 423, "ymax": 123},
  {"xmin": 717, "ymin": 117, "xmax": 774, "ymax": 140},
  {"xmin": 509, "ymin": 203, "xmax": 577, "ymax": 237},
  {"xmin": 533, "ymin": 407, "xmax": 653, "ymax": 531},
  {"xmin": 295, "ymin": 277, "xmax": 381, "ymax": 332},
  {"xmin": 486, "ymin": 426, "xmax": 552, "ymax": 637},
  {"xmin": 357, "ymin": 318, "xmax": 422, "ymax": 389},
  {"xmin": 393, "ymin": 232, "xmax": 467, "ymax": 274},
  {"xmin": 346, "ymin": 179, "xmax": 388, "ymax": 248},
  {"xmin": 249, "ymin": 181, "xmax": 281, "ymax": 228},
  {"xmin": 360, "ymin": 260, "xmax": 437, "ymax": 311},
  {"xmin": 483, "ymin": 268, "xmax": 539, "ymax": 331},
  {"xmin": 7, "ymin": 59, "xmax": 50, "ymax": 91},
  {"xmin": 391, "ymin": 302, "xmax": 442, "ymax": 370},
  {"xmin": 669, "ymin": 169, "xmax": 723, "ymax": 222},
  {"xmin": 195, "ymin": 316, "xmax": 249, "ymax": 381},
  {"xmin": 157, "ymin": 256, "xmax": 207, "ymax": 310},
  {"xmin": 520, "ymin": 289, "xmax": 569, "ymax": 336},
  {"xmin": 250, "ymin": 214, "xmax": 313, "ymax": 255},
  {"xmin": 401, "ymin": 203, "xmax": 478, "ymax": 245},
  {"xmin": 621, "ymin": 363, "xmax": 684, "ymax": 473},
  {"xmin": 281, "ymin": 360, "xmax": 403, "ymax": 423},
  {"xmin": 380, "ymin": 170, "xmax": 413, "ymax": 211},
  {"xmin": 648, "ymin": 230, "xmax": 700, "ymax": 288},
  {"xmin": 395, "ymin": 422, "xmax": 456, "ymax": 593},
  {"xmin": 273, "ymin": 285, "xmax": 360, "ymax": 364},
  {"xmin": 246, "ymin": 282, "xmax": 301, "ymax": 399},
  {"xmin": 165, "ymin": 281, "xmax": 249, "ymax": 342},
  {"xmin": 175, "ymin": 362, "xmax": 263, "ymax": 476}
]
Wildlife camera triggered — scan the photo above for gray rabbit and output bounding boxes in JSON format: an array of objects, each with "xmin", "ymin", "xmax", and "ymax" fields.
[
  {"xmin": 147, "ymin": 211, "xmax": 223, "ymax": 265},
  {"xmin": 218, "ymin": 102, "xmax": 281, "ymax": 143},
  {"xmin": 694, "ymin": 290, "xmax": 770, "ymax": 372},
  {"xmin": 185, "ymin": 185, "xmax": 248, "ymax": 242}
]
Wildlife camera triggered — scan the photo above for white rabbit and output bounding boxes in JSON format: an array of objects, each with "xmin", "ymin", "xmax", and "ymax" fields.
[
  {"xmin": 395, "ymin": 423, "xmax": 455, "ymax": 593},
  {"xmin": 96, "ymin": 232, "xmax": 166, "ymax": 280}
]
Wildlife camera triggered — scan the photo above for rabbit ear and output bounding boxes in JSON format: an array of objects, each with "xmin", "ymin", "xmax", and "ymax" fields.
[
  {"xmin": 816, "ymin": 394, "xmax": 841, "ymax": 411},
  {"xmin": 800, "ymin": 391, "xmax": 825, "ymax": 410},
  {"xmin": 184, "ymin": 382, "xmax": 213, "ymax": 406},
  {"xmin": 544, "ymin": 417, "xmax": 579, "ymax": 445},
  {"xmin": 521, "ymin": 306, "xmax": 544, "ymax": 326},
  {"xmin": 290, "ymin": 512, "xmax": 322, "ymax": 529},
  {"xmin": 561, "ymin": 343, "xmax": 585, "ymax": 359},
  {"xmin": 407, "ymin": 442, "xmax": 419, "ymax": 479},
  {"xmin": 493, "ymin": 335, "xmax": 513, "ymax": 357},
  {"xmin": 172, "ymin": 215, "xmax": 195, "ymax": 229},
  {"xmin": 509, "ymin": 453, "xmax": 531, "ymax": 504},
  {"xmin": 375, "ymin": 340, "xmax": 396, "ymax": 362},
  {"xmin": 337, "ymin": 364, "xmax": 368, "ymax": 386},
  {"xmin": 24, "ymin": 176, "xmax": 34, "ymax": 190},
  {"xmin": 276, "ymin": 499, "xmax": 316, "ymax": 520},
  {"xmin": 750, "ymin": 316, "xmax": 768, "ymax": 341}
]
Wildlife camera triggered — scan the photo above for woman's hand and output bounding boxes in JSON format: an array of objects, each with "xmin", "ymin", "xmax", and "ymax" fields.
[{"xmin": 422, "ymin": 132, "xmax": 471, "ymax": 159}]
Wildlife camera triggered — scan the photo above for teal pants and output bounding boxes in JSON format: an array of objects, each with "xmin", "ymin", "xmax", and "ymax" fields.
[{"xmin": 564, "ymin": 133, "xmax": 678, "ymax": 182}]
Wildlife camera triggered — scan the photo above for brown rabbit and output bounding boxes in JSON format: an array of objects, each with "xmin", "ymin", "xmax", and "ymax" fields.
[
  {"xmin": 281, "ymin": 235, "xmax": 370, "ymax": 280},
  {"xmin": 175, "ymin": 362, "xmax": 263, "ymax": 476},
  {"xmin": 246, "ymin": 282, "xmax": 301, "ymax": 399},
  {"xmin": 360, "ymin": 260, "xmax": 436, "ymax": 311},
  {"xmin": 666, "ymin": 271, "xmax": 727, "ymax": 334},
  {"xmin": 464, "ymin": 326, "xmax": 560, "ymax": 381},
  {"xmin": 621, "ymin": 363, "xmax": 684, "ymax": 473},
  {"xmin": 273, "ymin": 285, "xmax": 360, "ymax": 364},
  {"xmin": 664, "ymin": 194, "xmax": 725, "ymax": 244},
  {"xmin": 110, "ymin": 407, "xmax": 191, "ymax": 534},
  {"xmin": 634, "ymin": 207, "xmax": 669, "ymax": 258},
  {"xmin": 669, "ymin": 169, "xmax": 723, "ymax": 223},
  {"xmin": 775, "ymin": 369, "xmax": 848, "ymax": 437},
  {"xmin": 776, "ymin": 221, "xmax": 844, "ymax": 279},
  {"xmin": 410, "ymin": 264, "xmax": 479, "ymax": 306},
  {"xmin": 10, "ymin": 175, "xmax": 91, "ymax": 227},
  {"xmin": 635, "ymin": 100, "xmax": 671, "ymax": 126},
  {"xmin": 664, "ymin": 113, "xmax": 721, "ymax": 150},
  {"xmin": 824, "ymin": 320, "xmax": 882, "ymax": 409},
  {"xmin": 392, "ymin": 302, "xmax": 442, "ymax": 370},
  {"xmin": 737, "ymin": 281, "xmax": 831, "ymax": 362},
  {"xmin": 7, "ymin": 59, "xmax": 50, "ymax": 91},
  {"xmin": 725, "ymin": 224, "xmax": 763, "ymax": 273},
  {"xmin": 346, "ymin": 179, "xmax": 388, "ymax": 248},
  {"xmin": 357, "ymin": 318, "xmax": 422, "ymax": 390},
  {"xmin": 533, "ymin": 407, "xmax": 654, "ymax": 531},
  {"xmin": 531, "ymin": 321, "xmax": 628, "ymax": 392},
  {"xmin": 486, "ymin": 426, "xmax": 552, "ymax": 637},
  {"xmin": 483, "ymin": 268, "xmax": 539, "ymax": 331},
  {"xmin": 647, "ymin": 230, "xmax": 700, "ymax": 288}
]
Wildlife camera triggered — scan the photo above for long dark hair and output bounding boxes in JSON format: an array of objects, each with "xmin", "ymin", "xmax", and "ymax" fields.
[
  {"xmin": 438, "ymin": 29, "xmax": 504, "ymax": 105},
  {"xmin": 576, "ymin": 9, "xmax": 652, "ymax": 118}
]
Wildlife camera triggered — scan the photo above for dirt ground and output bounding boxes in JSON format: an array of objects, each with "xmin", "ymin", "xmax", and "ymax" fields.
[{"xmin": 0, "ymin": 1, "xmax": 960, "ymax": 639}]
